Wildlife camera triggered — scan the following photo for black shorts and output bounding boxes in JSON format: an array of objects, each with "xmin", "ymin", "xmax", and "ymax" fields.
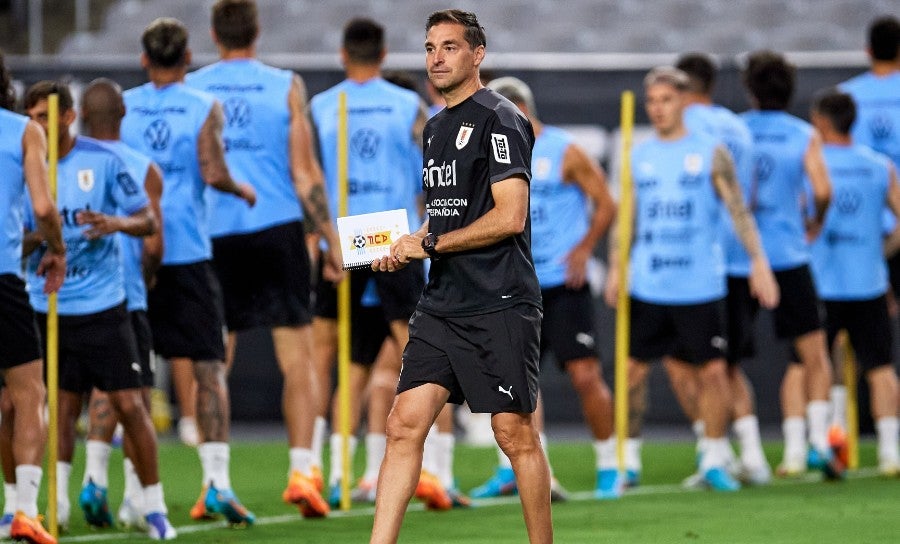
[
  {"xmin": 771, "ymin": 265, "xmax": 825, "ymax": 340},
  {"xmin": 147, "ymin": 261, "xmax": 226, "ymax": 361},
  {"xmin": 38, "ymin": 304, "xmax": 142, "ymax": 394},
  {"xmin": 212, "ymin": 221, "xmax": 312, "ymax": 332},
  {"xmin": 314, "ymin": 261, "xmax": 424, "ymax": 323},
  {"xmin": 130, "ymin": 310, "xmax": 155, "ymax": 387},
  {"xmin": 399, "ymin": 304, "xmax": 541, "ymax": 414},
  {"xmin": 540, "ymin": 285, "xmax": 599, "ymax": 369},
  {"xmin": 0, "ymin": 274, "xmax": 42, "ymax": 369},
  {"xmin": 630, "ymin": 297, "xmax": 727, "ymax": 365},
  {"xmin": 824, "ymin": 296, "xmax": 894, "ymax": 372},
  {"xmin": 726, "ymin": 275, "xmax": 759, "ymax": 366},
  {"xmin": 352, "ymin": 305, "xmax": 391, "ymax": 365}
]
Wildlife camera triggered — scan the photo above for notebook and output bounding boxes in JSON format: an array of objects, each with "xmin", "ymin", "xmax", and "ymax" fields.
[{"xmin": 336, "ymin": 209, "xmax": 410, "ymax": 270}]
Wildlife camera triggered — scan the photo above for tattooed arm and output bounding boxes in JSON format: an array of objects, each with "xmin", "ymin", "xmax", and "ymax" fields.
[
  {"xmin": 712, "ymin": 145, "xmax": 779, "ymax": 309},
  {"xmin": 197, "ymin": 102, "xmax": 256, "ymax": 206}
]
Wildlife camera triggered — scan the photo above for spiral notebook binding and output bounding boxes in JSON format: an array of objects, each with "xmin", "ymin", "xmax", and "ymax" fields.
[{"xmin": 342, "ymin": 261, "xmax": 374, "ymax": 271}]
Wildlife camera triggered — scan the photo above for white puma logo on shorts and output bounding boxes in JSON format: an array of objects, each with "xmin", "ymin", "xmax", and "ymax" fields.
[{"xmin": 498, "ymin": 385, "xmax": 513, "ymax": 400}]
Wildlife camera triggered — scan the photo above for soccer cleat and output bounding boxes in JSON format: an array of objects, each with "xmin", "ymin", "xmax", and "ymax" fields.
[
  {"xmin": 550, "ymin": 477, "xmax": 569, "ymax": 502},
  {"xmin": 145, "ymin": 512, "xmax": 177, "ymax": 540},
  {"xmin": 0, "ymin": 512, "xmax": 13, "ymax": 538},
  {"xmin": 703, "ymin": 467, "xmax": 741, "ymax": 492},
  {"xmin": 350, "ymin": 478, "xmax": 377, "ymax": 503},
  {"xmin": 469, "ymin": 466, "xmax": 517, "ymax": 498},
  {"xmin": 414, "ymin": 471, "xmax": 452, "ymax": 510},
  {"xmin": 10, "ymin": 511, "xmax": 56, "ymax": 544},
  {"xmin": 738, "ymin": 462, "xmax": 772, "ymax": 486},
  {"xmin": 117, "ymin": 496, "xmax": 147, "ymax": 530},
  {"xmin": 78, "ymin": 479, "xmax": 114, "ymax": 528},
  {"xmin": 310, "ymin": 466, "xmax": 325, "ymax": 493},
  {"xmin": 828, "ymin": 425, "xmax": 849, "ymax": 469},
  {"xmin": 282, "ymin": 470, "xmax": 329, "ymax": 518},
  {"xmin": 624, "ymin": 468, "xmax": 641, "ymax": 488},
  {"xmin": 809, "ymin": 447, "xmax": 846, "ymax": 481},
  {"xmin": 190, "ymin": 484, "xmax": 255, "ymax": 526},
  {"xmin": 878, "ymin": 460, "xmax": 900, "ymax": 478},
  {"xmin": 594, "ymin": 469, "xmax": 624, "ymax": 500},
  {"xmin": 327, "ymin": 483, "xmax": 342, "ymax": 508},
  {"xmin": 681, "ymin": 471, "xmax": 707, "ymax": 490},
  {"xmin": 447, "ymin": 486, "xmax": 472, "ymax": 508}
]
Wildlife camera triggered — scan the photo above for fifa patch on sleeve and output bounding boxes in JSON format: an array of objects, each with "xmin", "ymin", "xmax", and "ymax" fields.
[{"xmin": 491, "ymin": 133, "xmax": 511, "ymax": 164}]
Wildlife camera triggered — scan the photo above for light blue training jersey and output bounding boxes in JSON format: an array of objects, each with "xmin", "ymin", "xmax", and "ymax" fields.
[
  {"xmin": 740, "ymin": 110, "xmax": 814, "ymax": 270},
  {"xmin": 529, "ymin": 126, "xmax": 588, "ymax": 288},
  {"xmin": 684, "ymin": 103, "xmax": 755, "ymax": 276},
  {"xmin": 0, "ymin": 109, "xmax": 29, "ymax": 276},
  {"xmin": 26, "ymin": 137, "xmax": 148, "ymax": 315},
  {"xmin": 630, "ymin": 131, "xmax": 725, "ymax": 304},
  {"xmin": 121, "ymin": 82, "xmax": 215, "ymax": 265},
  {"xmin": 310, "ymin": 77, "xmax": 422, "ymax": 230},
  {"xmin": 840, "ymin": 71, "xmax": 900, "ymax": 169},
  {"xmin": 810, "ymin": 144, "xmax": 892, "ymax": 300},
  {"xmin": 103, "ymin": 140, "xmax": 152, "ymax": 312},
  {"xmin": 186, "ymin": 59, "xmax": 303, "ymax": 237}
]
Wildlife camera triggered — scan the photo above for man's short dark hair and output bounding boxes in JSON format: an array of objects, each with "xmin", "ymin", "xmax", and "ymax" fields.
[
  {"xmin": 812, "ymin": 87, "xmax": 856, "ymax": 136},
  {"xmin": 24, "ymin": 80, "xmax": 74, "ymax": 112},
  {"xmin": 426, "ymin": 10, "xmax": 486, "ymax": 50},
  {"xmin": 343, "ymin": 18, "xmax": 384, "ymax": 64},
  {"xmin": 212, "ymin": 0, "xmax": 259, "ymax": 50},
  {"xmin": 743, "ymin": 50, "xmax": 795, "ymax": 111},
  {"xmin": 868, "ymin": 15, "xmax": 900, "ymax": 61},
  {"xmin": 676, "ymin": 53, "xmax": 717, "ymax": 96},
  {"xmin": 142, "ymin": 17, "xmax": 189, "ymax": 68},
  {"xmin": 0, "ymin": 50, "xmax": 14, "ymax": 110}
]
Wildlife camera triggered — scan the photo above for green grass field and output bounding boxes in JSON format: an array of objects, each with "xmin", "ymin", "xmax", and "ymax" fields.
[{"xmin": 52, "ymin": 438, "xmax": 899, "ymax": 543}]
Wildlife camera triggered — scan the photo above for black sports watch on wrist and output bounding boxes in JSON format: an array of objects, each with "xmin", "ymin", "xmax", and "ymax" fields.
[{"xmin": 421, "ymin": 232, "xmax": 440, "ymax": 260}]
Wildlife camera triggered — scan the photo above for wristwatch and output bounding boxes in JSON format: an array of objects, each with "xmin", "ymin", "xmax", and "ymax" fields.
[{"xmin": 421, "ymin": 232, "xmax": 440, "ymax": 260}]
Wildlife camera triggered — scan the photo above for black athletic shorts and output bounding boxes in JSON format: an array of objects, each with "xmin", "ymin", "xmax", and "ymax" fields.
[
  {"xmin": 315, "ymin": 260, "xmax": 424, "ymax": 323},
  {"xmin": 0, "ymin": 274, "xmax": 42, "ymax": 369},
  {"xmin": 540, "ymin": 285, "xmax": 599, "ymax": 369},
  {"xmin": 212, "ymin": 221, "xmax": 312, "ymax": 331},
  {"xmin": 147, "ymin": 261, "xmax": 225, "ymax": 361},
  {"xmin": 630, "ymin": 297, "xmax": 728, "ymax": 365},
  {"xmin": 38, "ymin": 303, "xmax": 142, "ymax": 394},
  {"xmin": 351, "ymin": 305, "xmax": 391, "ymax": 365},
  {"xmin": 771, "ymin": 265, "xmax": 825, "ymax": 340},
  {"xmin": 824, "ymin": 295, "xmax": 894, "ymax": 372},
  {"xmin": 130, "ymin": 310, "xmax": 155, "ymax": 387},
  {"xmin": 726, "ymin": 275, "xmax": 759, "ymax": 366},
  {"xmin": 399, "ymin": 304, "xmax": 541, "ymax": 414}
]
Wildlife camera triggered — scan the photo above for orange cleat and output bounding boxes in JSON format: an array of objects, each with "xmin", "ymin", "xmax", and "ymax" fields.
[
  {"xmin": 283, "ymin": 471, "xmax": 330, "ymax": 518},
  {"xmin": 190, "ymin": 486, "xmax": 216, "ymax": 521},
  {"xmin": 828, "ymin": 425, "xmax": 849, "ymax": 468},
  {"xmin": 414, "ymin": 471, "xmax": 452, "ymax": 511},
  {"xmin": 10, "ymin": 511, "xmax": 56, "ymax": 544},
  {"xmin": 310, "ymin": 466, "xmax": 325, "ymax": 493}
]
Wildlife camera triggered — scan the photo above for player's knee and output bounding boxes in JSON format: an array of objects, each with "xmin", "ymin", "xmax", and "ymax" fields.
[
  {"xmin": 493, "ymin": 422, "xmax": 539, "ymax": 460},
  {"xmin": 384, "ymin": 409, "xmax": 427, "ymax": 445},
  {"xmin": 567, "ymin": 362, "xmax": 603, "ymax": 395}
]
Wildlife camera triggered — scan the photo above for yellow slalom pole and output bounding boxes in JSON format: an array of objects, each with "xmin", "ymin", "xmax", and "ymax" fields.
[
  {"xmin": 841, "ymin": 332, "xmax": 859, "ymax": 470},
  {"xmin": 336, "ymin": 91, "xmax": 352, "ymax": 511},
  {"xmin": 614, "ymin": 91, "xmax": 635, "ymax": 473},
  {"xmin": 46, "ymin": 93, "xmax": 60, "ymax": 538}
]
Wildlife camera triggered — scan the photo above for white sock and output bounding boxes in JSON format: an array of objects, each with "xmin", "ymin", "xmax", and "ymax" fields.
[
  {"xmin": 625, "ymin": 438, "xmax": 642, "ymax": 472},
  {"xmin": 692, "ymin": 420, "xmax": 705, "ymax": 440},
  {"xmin": 733, "ymin": 415, "xmax": 766, "ymax": 468},
  {"xmin": 3, "ymin": 482, "xmax": 16, "ymax": 515},
  {"xmin": 876, "ymin": 416, "xmax": 899, "ymax": 466},
  {"xmin": 829, "ymin": 385, "xmax": 847, "ymax": 429},
  {"xmin": 57, "ymin": 461, "xmax": 72, "ymax": 511},
  {"xmin": 198, "ymin": 442, "xmax": 231, "ymax": 490},
  {"xmin": 434, "ymin": 432, "xmax": 455, "ymax": 489},
  {"xmin": 329, "ymin": 434, "xmax": 357, "ymax": 485},
  {"xmin": 782, "ymin": 416, "xmax": 807, "ymax": 464},
  {"xmin": 142, "ymin": 483, "xmax": 166, "ymax": 515},
  {"xmin": 363, "ymin": 433, "xmax": 386, "ymax": 481},
  {"xmin": 83, "ymin": 440, "xmax": 112, "ymax": 488},
  {"xmin": 496, "ymin": 445, "xmax": 512, "ymax": 469},
  {"xmin": 699, "ymin": 437, "xmax": 730, "ymax": 472},
  {"xmin": 422, "ymin": 425, "xmax": 439, "ymax": 475},
  {"xmin": 311, "ymin": 417, "xmax": 327, "ymax": 469},
  {"xmin": 806, "ymin": 400, "xmax": 830, "ymax": 452},
  {"xmin": 15, "ymin": 465, "xmax": 41, "ymax": 518},
  {"xmin": 289, "ymin": 447, "xmax": 313, "ymax": 476},
  {"xmin": 594, "ymin": 437, "xmax": 617, "ymax": 470},
  {"xmin": 123, "ymin": 458, "xmax": 142, "ymax": 504}
]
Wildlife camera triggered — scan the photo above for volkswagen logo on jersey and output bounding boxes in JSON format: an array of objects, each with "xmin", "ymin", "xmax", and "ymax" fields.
[
  {"xmin": 144, "ymin": 119, "xmax": 171, "ymax": 151},
  {"xmin": 869, "ymin": 114, "xmax": 892, "ymax": 142},
  {"xmin": 834, "ymin": 188, "xmax": 862, "ymax": 215},
  {"xmin": 456, "ymin": 123, "xmax": 474, "ymax": 150},
  {"xmin": 223, "ymin": 97, "xmax": 251, "ymax": 128},
  {"xmin": 754, "ymin": 153, "xmax": 775, "ymax": 183},
  {"xmin": 351, "ymin": 128, "xmax": 380, "ymax": 161}
]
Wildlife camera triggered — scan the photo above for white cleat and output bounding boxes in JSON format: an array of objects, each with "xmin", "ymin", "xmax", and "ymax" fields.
[
  {"xmin": 146, "ymin": 512, "xmax": 177, "ymax": 540},
  {"xmin": 681, "ymin": 472, "xmax": 707, "ymax": 490},
  {"xmin": 739, "ymin": 462, "xmax": 772, "ymax": 486},
  {"xmin": 118, "ymin": 496, "xmax": 148, "ymax": 530}
]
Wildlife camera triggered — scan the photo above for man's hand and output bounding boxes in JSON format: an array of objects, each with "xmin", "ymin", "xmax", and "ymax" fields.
[
  {"xmin": 237, "ymin": 182, "xmax": 257, "ymax": 207},
  {"xmin": 371, "ymin": 233, "xmax": 425, "ymax": 272},
  {"xmin": 748, "ymin": 256, "xmax": 780, "ymax": 310},
  {"xmin": 37, "ymin": 249, "xmax": 66, "ymax": 294},
  {"xmin": 603, "ymin": 267, "xmax": 619, "ymax": 308},
  {"xmin": 323, "ymin": 244, "xmax": 345, "ymax": 284},
  {"xmin": 563, "ymin": 244, "xmax": 592, "ymax": 289},
  {"xmin": 76, "ymin": 210, "xmax": 123, "ymax": 240}
]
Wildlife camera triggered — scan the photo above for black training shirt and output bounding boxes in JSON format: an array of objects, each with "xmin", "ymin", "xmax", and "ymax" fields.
[{"xmin": 417, "ymin": 87, "xmax": 542, "ymax": 317}]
